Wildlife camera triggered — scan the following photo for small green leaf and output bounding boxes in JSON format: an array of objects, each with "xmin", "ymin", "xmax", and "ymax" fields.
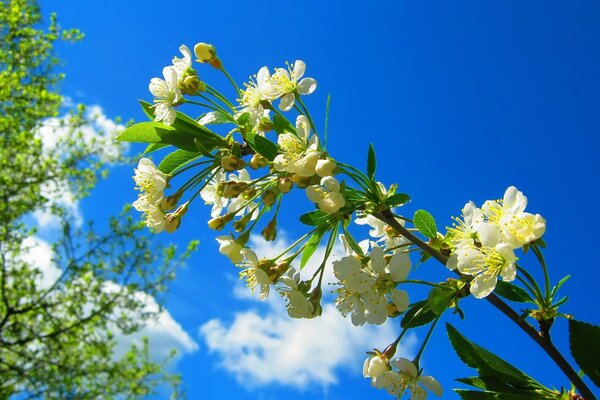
[
  {"xmin": 342, "ymin": 225, "xmax": 365, "ymax": 257},
  {"xmin": 385, "ymin": 193, "xmax": 410, "ymax": 207},
  {"xmin": 116, "ymin": 122, "xmax": 165, "ymax": 143},
  {"xmin": 157, "ymin": 150, "xmax": 202, "ymax": 174},
  {"xmin": 428, "ymin": 286, "xmax": 455, "ymax": 315},
  {"xmin": 494, "ymin": 281, "xmax": 534, "ymax": 303},
  {"xmin": 413, "ymin": 210, "xmax": 438, "ymax": 239},
  {"xmin": 301, "ymin": 229, "xmax": 326, "ymax": 269},
  {"xmin": 139, "ymin": 99, "xmax": 155, "ymax": 120},
  {"xmin": 245, "ymin": 132, "xmax": 278, "ymax": 161},
  {"xmin": 550, "ymin": 274, "xmax": 571, "ymax": 299},
  {"xmin": 367, "ymin": 143, "xmax": 376, "ymax": 179},
  {"xmin": 198, "ymin": 111, "xmax": 234, "ymax": 125},
  {"xmin": 569, "ymin": 319, "xmax": 600, "ymax": 388},
  {"xmin": 273, "ymin": 114, "xmax": 295, "ymax": 135},
  {"xmin": 401, "ymin": 301, "xmax": 436, "ymax": 329},
  {"xmin": 343, "ymin": 187, "xmax": 368, "ymax": 208},
  {"xmin": 299, "ymin": 210, "xmax": 330, "ymax": 227}
]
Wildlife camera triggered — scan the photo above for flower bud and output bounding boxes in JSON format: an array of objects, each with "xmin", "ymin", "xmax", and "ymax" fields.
[
  {"xmin": 221, "ymin": 181, "xmax": 246, "ymax": 198},
  {"xmin": 180, "ymin": 74, "xmax": 206, "ymax": 95},
  {"xmin": 277, "ymin": 177, "xmax": 293, "ymax": 194},
  {"xmin": 249, "ymin": 154, "xmax": 269, "ymax": 170},
  {"xmin": 261, "ymin": 218, "xmax": 277, "ymax": 241},
  {"xmin": 221, "ymin": 155, "xmax": 245, "ymax": 172},
  {"xmin": 315, "ymin": 158, "xmax": 337, "ymax": 177},
  {"xmin": 233, "ymin": 212, "xmax": 253, "ymax": 232},
  {"xmin": 291, "ymin": 174, "xmax": 312, "ymax": 188},
  {"xmin": 319, "ymin": 191, "xmax": 345, "ymax": 214},
  {"xmin": 208, "ymin": 213, "xmax": 234, "ymax": 230},
  {"xmin": 161, "ymin": 191, "xmax": 183, "ymax": 211},
  {"xmin": 262, "ymin": 189, "xmax": 277, "ymax": 207},
  {"xmin": 194, "ymin": 42, "xmax": 222, "ymax": 69},
  {"xmin": 363, "ymin": 354, "xmax": 390, "ymax": 379},
  {"xmin": 257, "ymin": 117, "xmax": 273, "ymax": 132},
  {"xmin": 164, "ymin": 214, "xmax": 181, "ymax": 233}
]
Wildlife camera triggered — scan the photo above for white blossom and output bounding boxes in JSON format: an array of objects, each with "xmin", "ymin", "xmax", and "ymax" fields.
[
  {"xmin": 200, "ymin": 169, "xmax": 228, "ymax": 217},
  {"xmin": 273, "ymin": 115, "xmax": 320, "ymax": 177},
  {"xmin": 363, "ymin": 354, "xmax": 390, "ymax": 379},
  {"xmin": 149, "ymin": 67, "xmax": 182, "ymax": 125},
  {"xmin": 306, "ymin": 176, "xmax": 346, "ymax": 214},
  {"xmin": 216, "ymin": 236, "xmax": 244, "ymax": 264},
  {"xmin": 238, "ymin": 248, "xmax": 271, "ymax": 299},
  {"xmin": 270, "ymin": 60, "xmax": 317, "ymax": 111},
  {"xmin": 278, "ymin": 271, "xmax": 314, "ymax": 318},
  {"xmin": 372, "ymin": 358, "xmax": 442, "ymax": 399},
  {"xmin": 170, "ymin": 44, "xmax": 193, "ymax": 82}
]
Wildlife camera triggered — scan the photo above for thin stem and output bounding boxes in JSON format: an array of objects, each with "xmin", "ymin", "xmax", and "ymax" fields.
[
  {"xmin": 373, "ymin": 208, "xmax": 597, "ymax": 400},
  {"xmin": 197, "ymin": 93, "xmax": 232, "ymax": 114},
  {"xmin": 219, "ymin": 66, "xmax": 241, "ymax": 97},
  {"xmin": 205, "ymin": 84, "xmax": 236, "ymax": 109},
  {"xmin": 396, "ymin": 279, "xmax": 446, "ymax": 288},
  {"xmin": 413, "ymin": 314, "xmax": 441, "ymax": 366},
  {"xmin": 516, "ymin": 265, "xmax": 546, "ymax": 305},
  {"xmin": 170, "ymin": 160, "xmax": 214, "ymax": 178}
]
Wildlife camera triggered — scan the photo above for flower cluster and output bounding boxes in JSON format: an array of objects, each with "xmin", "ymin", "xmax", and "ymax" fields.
[
  {"xmin": 446, "ymin": 186, "xmax": 546, "ymax": 298},
  {"xmin": 132, "ymin": 158, "xmax": 186, "ymax": 233},
  {"xmin": 334, "ymin": 242, "xmax": 410, "ymax": 326},
  {"xmin": 364, "ymin": 354, "xmax": 443, "ymax": 399}
]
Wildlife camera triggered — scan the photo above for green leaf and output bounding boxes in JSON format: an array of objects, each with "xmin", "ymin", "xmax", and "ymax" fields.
[
  {"xmin": 550, "ymin": 275, "xmax": 571, "ymax": 299},
  {"xmin": 413, "ymin": 210, "xmax": 438, "ymax": 239},
  {"xmin": 367, "ymin": 143, "xmax": 376, "ymax": 179},
  {"xmin": 157, "ymin": 150, "xmax": 202, "ymax": 174},
  {"xmin": 569, "ymin": 319, "xmax": 600, "ymax": 388},
  {"xmin": 401, "ymin": 300, "xmax": 437, "ymax": 329},
  {"xmin": 299, "ymin": 210, "xmax": 330, "ymax": 227},
  {"xmin": 197, "ymin": 111, "xmax": 234, "ymax": 125},
  {"xmin": 428, "ymin": 286, "xmax": 455, "ymax": 315},
  {"xmin": 117, "ymin": 122, "xmax": 166, "ymax": 143},
  {"xmin": 343, "ymin": 187, "xmax": 368, "ymax": 208},
  {"xmin": 455, "ymin": 390, "xmax": 541, "ymax": 400},
  {"xmin": 385, "ymin": 193, "xmax": 410, "ymax": 208},
  {"xmin": 143, "ymin": 142, "xmax": 169, "ymax": 154},
  {"xmin": 245, "ymin": 132, "xmax": 278, "ymax": 161},
  {"xmin": 272, "ymin": 114, "xmax": 295, "ymax": 135},
  {"xmin": 342, "ymin": 225, "xmax": 365, "ymax": 257},
  {"xmin": 139, "ymin": 99, "xmax": 155, "ymax": 120},
  {"xmin": 447, "ymin": 323, "xmax": 543, "ymax": 390},
  {"xmin": 494, "ymin": 281, "xmax": 534, "ymax": 303},
  {"xmin": 301, "ymin": 229, "xmax": 326, "ymax": 269}
]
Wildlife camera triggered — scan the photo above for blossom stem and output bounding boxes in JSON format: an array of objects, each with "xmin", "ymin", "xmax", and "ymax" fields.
[
  {"xmin": 516, "ymin": 265, "xmax": 546, "ymax": 305},
  {"xmin": 219, "ymin": 66, "xmax": 241, "ymax": 97},
  {"xmin": 396, "ymin": 279, "xmax": 446, "ymax": 288},
  {"xmin": 184, "ymin": 99, "xmax": 218, "ymax": 110},
  {"xmin": 205, "ymin": 84, "xmax": 236, "ymax": 109},
  {"xmin": 196, "ymin": 93, "xmax": 232, "ymax": 114},
  {"xmin": 272, "ymin": 229, "xmax": 318, "ymax": 262},
  {"xmin": 374, "ymin": 208, "xmax": 597, "ymax": 400},
  {"xmin": 413, "ymin": 314, "xmax": 441, "ymax": 367},
  {"xmin": 170, "ymin": 160, "xmax": 215, "ymax": 178}
]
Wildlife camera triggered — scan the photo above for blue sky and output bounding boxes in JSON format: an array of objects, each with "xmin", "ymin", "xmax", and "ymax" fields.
[{"xmin": 40, "ymin": 1, "xmax": 600, "ymax": 398}]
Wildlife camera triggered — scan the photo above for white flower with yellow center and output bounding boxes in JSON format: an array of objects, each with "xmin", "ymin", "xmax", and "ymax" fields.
[
  {"xmin": 333, "ymin": 244, "xmax": 410, "ymax": 326},
  {"xmin": 372, "ymin": 358, "xmax": 443, "ymax": 399},
  {"xmin": 215, "ymin": 236, "xmax": 245, "ymax": 264},
  {"xmin": 270, "ymin": 60, "xmax": 317, "ymax": 111},
  {"xmin": 273, "ymin": 115, "xmax": 320, "ymax": 176},
  {"xmin": 148, "ymin": 67, "xmax": 182, "ymax": 126},
  {"xmin": 278, "ymin": 271, "xmax": 314, "ymax": 319},
  {"xmin": 132, "ymin": 158, "xmax": 167, "ymax": 206},
  {"xmin": 238, "ymin": 248, "xmax": 271, "ymax": 299},
  {"xmin": 363, "ymin": 354, "xmax": 390, "ymax": 380},
  {"xmin": 200, "ymin": 169, "xmax": 228, "ymax": 217},
  {"xmin": 170, "ymin": 44, "xmax": 192, "ymax": 83},
  {"xmin": 306, "ymin": 176, "xmax": 346, "ymax": 214},
  {"xmin": 482, "ymin": 186, "xmax": 546, "ymax": 249},
  {"xmin": 238, "ymin": 67, "xmax": 277, "ymax": 125}
]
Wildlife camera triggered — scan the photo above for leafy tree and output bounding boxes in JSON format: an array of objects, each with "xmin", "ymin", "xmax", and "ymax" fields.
[{"xmin": 0, "ymin": 0, "xmax": 195, "ymax": 398}]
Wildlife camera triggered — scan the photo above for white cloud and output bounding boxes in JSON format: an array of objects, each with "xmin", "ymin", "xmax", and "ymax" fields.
[
  {"xmin": 18, "ymin": 236, "xmax": 198, "ymax": 364},
  {"xmin": 199, "ymin": 234, "xmax": 416, "ymax": 389},
  {"xmin": 33, "ymin": 104, "xmax": 126, "ymax": 230}
]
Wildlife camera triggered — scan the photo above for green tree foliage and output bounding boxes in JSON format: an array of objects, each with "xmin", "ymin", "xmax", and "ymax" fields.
[{"xmin": 0, "ymin": 1, "xmax": 195, "ymax": 397}]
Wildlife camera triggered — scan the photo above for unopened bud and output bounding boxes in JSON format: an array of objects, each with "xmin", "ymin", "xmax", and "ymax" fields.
[
  {"xmin": 261, "ymin": 218, "xmax": 277, "ymax": 241},
  {"xmin": 161, "ymin": 191, "xmax": 183, "ymax": 211},
  {"xmin": 180, "ymin": 74, "xmax": 206, "ymax": 95},
  {"xmin": 222, "ymin": 181, "xmax": 245, "ymax": 198},
  {"xmin": 385, "ymin": 225, "xmax": 400, "ymax": 237},
  {"xmin": 249, "ymin": 154, "xmax": 269, "ymax": 170},
  {"xmin": 233, "ymin": 212, "xmax": 254, "ymax": 232},
  {"xmin": 277, "ymin": 177, "xmax": 293, "ymax": 194},
  {"xmin": 315, "ymin": 158, "xmax": 337, "ymax": 177},
  {"xmin": 257, "ymin": 117, "xmax": 273, "ymax": 132},
  {"xmin": 164, "ymin": 203, "xmax": 188, "ymax": 233},
  {"xmin": 194, "ymin": 42, "xmax": 222, "ymax": 69},
  {"xmin": 262, "ymin": 189, "xmax": 277, "ymax": 207},
  {"xmin": 221, "ymin": 155, "xmax": 245, "ymax": 172},
  {"xmin": 208, "ymin": 213, "xmax": 234, "ymax": 230},
  {"xmin": 291, "ymin": 174, "xmax": 312, "ymax": 188}
]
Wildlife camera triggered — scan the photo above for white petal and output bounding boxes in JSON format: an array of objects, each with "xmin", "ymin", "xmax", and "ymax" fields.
[
  {"xmin": 391, "ymin": 289, "xmax": 409, "ymax": 312},
  {"xmin": 388, "ymin": 251, "xmax": 411, "ymax": 282},
  {"xmin": 162, "ymin": 66, "xmax": 178, "ymax": 89},
  {"xmin": 470, "ymin": 273, "xmax": 498, "ymax": 299},
  {"xmin": 241, "ymin": 248, "xmax": 258, "ymax": 266},
  {"xmin": 391, "ymin": 358, "xmax": 417, "ymax": 377},
  {"xmin": 369, "ymin": 245, "xmax": 386, "ymax": 273},
  {"xmin": 292, "ymin": 60, "xmax": 306, "ymax": 81},
  {"xmin": 477, "ymin": 222, "xmax": 502, "ymax": 248},
  {"xmin": 297, "ymin": 77, "xmax": 317, "ymax": 95},
  {"xmin": 419, "ymin": 375, "xmax": 443, "ymax": 396},
  {"xmin": 279, "ymin": 93, "xmax": 296, "ymax": 111}
]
